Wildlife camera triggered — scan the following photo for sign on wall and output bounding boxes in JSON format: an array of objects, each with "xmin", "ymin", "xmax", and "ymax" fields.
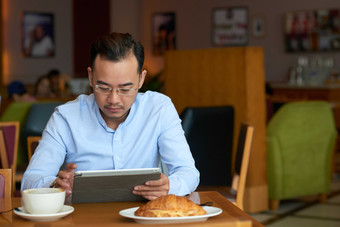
[{"xmin": 212, "ymin": 7, "xmax": 248, "ymax": 46}]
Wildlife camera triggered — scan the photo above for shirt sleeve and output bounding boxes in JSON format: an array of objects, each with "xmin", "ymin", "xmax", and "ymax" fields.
[
  {"xmin": 157, "ymin": 98, "xmax": 200, "ymax": 195},
  {"xmin": 21, "ymin": 109, "xmax": 68, "ymax": 191}
]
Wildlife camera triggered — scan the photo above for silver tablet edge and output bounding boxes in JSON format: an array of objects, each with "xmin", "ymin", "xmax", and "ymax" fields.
[{"xmin": 74, "ymin": 167, "xmax": 161, "ymax": 177}]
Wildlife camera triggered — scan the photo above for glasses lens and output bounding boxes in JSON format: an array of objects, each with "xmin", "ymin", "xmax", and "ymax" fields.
[
  {"xmin": 95, "ymin": 85, "xmax": 137, "ymax": 96},
  {"xmin": 95, "ymin": 85, "xmax": 111, "ymax": 94},
  {"xmin": 118, "ymin": 88, "xmax": 136, "ymax": 96}
]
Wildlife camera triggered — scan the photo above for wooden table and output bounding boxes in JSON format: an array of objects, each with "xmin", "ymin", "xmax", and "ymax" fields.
[{"xmin": 1, "ymin": 191, "xmax": 263, "ymax": 226}]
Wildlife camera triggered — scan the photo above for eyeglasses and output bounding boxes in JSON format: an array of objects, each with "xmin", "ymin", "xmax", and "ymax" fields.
[{"xmin": 94, "ymin": 84, "xmax": 138, "ymax": 96}]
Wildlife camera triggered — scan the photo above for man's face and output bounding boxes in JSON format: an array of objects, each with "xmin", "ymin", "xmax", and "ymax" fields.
[
  {"xmin": 88, "ymin": 54, "xmax": 146, "ymax": 129},
  {"xmin": 35, "ymin": 26, "xmax": 45, "ymax": 41}
]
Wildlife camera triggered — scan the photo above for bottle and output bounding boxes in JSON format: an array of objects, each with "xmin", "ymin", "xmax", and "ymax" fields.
[{"xmin": 296, "ymin": 66, "xmax": 304, "ymax": 85}]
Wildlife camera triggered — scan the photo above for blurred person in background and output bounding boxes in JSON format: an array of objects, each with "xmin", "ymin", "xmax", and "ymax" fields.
[
  {"xmin": 34, "ymin": 75, "xmax": 56, "ymax": 98},
  {"xmin": 8, "ymin": 81, "xmax": 36, "ymax": 102}
]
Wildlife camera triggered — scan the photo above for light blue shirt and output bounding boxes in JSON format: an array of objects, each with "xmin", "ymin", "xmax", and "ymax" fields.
[{"xmin": 21, "ymin": 91, "xmax": 199, "ymax": 196}]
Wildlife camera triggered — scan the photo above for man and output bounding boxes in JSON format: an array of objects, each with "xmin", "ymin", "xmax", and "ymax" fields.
[
  {"xmin": 24, "ymin": 25, "xmax": 54, "ymax": 57},
  {"xmin": 21, "ymin": 32, "xmax": 199, "ymax": 200}
]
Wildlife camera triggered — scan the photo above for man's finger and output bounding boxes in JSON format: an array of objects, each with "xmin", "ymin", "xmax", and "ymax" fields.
[
  {"xmin": 58, "ymin": 170, "xmax": 72, "ymax": 179},
  {"xmin": 145, "ymin": 173, "xmax": 168, "ymax": 186},
  {"xmin": 134, "ymin": 185, "xmax": 162, "ymax": 191},
  {"xmin": 144, "ymin": 195, "xmax": 158, "ymax": 200},
  {"xmin": 56, "ymin": 178, "xmax": 72, "ymax": 195},
  {"xmin": 65, "ymin": 163, "xmax": 77, "ymax": 172},
  {"xmin": 135, "ymin": 190, "xmax": 168, "ymax": 200}
]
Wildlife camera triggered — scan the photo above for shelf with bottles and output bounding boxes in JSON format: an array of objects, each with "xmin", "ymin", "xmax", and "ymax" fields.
[{"xmin": 288, "ymin": 56, "xmax": 340, "ymax": 87}]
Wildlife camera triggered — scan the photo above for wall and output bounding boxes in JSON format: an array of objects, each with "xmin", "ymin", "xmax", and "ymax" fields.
[
  {"xmin": 138, "ymin": 0, "xmax": 340, "ymax": 81},
  {"xmin": 110, "ymin": 0, "xmax": 141, "ymax": 41},
  {"xmin": 2, "ymin": 0, "xmax": 72, "ymax": 84},
  {"xmin": 3, "ymin": 0, "xmax": 340, "ymax": 84}
]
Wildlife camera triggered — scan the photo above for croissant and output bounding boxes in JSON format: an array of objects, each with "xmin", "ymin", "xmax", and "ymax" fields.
[{"xmin": 134, "ymin": 194, "xmax": 207, "ymax": 217}]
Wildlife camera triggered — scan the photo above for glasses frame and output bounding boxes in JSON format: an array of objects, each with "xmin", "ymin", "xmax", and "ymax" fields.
[{"xmin": 94, "ymin": 84, "xmax": 138, "ymax": 96}]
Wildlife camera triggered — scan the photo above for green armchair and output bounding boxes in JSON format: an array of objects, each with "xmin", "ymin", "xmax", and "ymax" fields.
[{"xmin": 267, "ymin": 101, "xmax": 337, "ymax": 210}]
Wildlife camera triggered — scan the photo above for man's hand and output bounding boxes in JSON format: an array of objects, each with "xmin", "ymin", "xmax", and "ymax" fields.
[
  {"xmin": 132, "ymin": 173, "xmax": 169, "ymax": 200},
  {"xmin": 54, "ymin": 163, "xmax": 77, "ymax": 195}
]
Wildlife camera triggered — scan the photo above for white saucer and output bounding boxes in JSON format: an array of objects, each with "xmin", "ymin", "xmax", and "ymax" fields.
[
  {"xmin": 14, "ymin": 205, "xmax": 74, "ymax": 222},
  {"xmin": 119, "ymin": 206, "xmax": 222, "ymax": 224}
]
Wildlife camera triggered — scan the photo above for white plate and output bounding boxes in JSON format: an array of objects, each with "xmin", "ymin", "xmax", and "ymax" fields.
[
  {"xmin": 14, "ymin": 205, "xmax": 74, "ymax": 222},
  {"xmin": 119, "ymin": 206, "xmax": 222, "ymax": 224}
]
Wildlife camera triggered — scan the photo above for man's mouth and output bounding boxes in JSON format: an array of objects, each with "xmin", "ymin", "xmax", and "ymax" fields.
[{"xmin": 105, "ymin": 106, "xmax": 123, "ymax": 113}]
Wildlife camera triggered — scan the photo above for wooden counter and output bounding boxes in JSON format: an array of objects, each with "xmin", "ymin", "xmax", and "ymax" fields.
[{"xmin": 270, "ymin": 83, "xmax": 340, "ymax": 103}]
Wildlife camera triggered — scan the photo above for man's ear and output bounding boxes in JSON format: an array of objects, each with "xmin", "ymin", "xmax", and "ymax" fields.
[
  {"xmin": 138, "ymin": 70, "xmax": 147, "ymax": 89},
  {"xmin": 87, "ymin": 67, "xmax": 93, "ymax": 87}
]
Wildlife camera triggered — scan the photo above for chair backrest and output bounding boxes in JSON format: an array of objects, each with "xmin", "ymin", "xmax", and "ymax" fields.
[
  {"xmin": 0, "ymin": 122, "xmax": 20, "ymax": 167},
  {"xmin": 230, "ymin": 123, "xmax": 254, "ymax": 210},
  {"xmin": 27, "ymin": 136, "xmax": 42, "ymax": 160},
  {"xmin": 0, "ymin": 130, "xmax": 9, "ymax": 168},
  {"xmin": 22, "ymin": 102, "xmax": 62, "ymax": 164},
  {"xmin": 23, "ymin": 102, "xmax": 63, "ymax": 136},
  {"xmin": 0, "ymin": 169, "xmax": 12, "ymax": 199},
  {"xmin": 0, "ymin": 121, "xmax": 20, "ymax": 193},
  {"xmin": 180, "ymin": 106, "xmax": 234, "ymax": 186}
]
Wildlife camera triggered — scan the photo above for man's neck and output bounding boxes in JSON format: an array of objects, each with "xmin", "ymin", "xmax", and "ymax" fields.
[{"xmin": 102, "ymin": 109, "xmax": 130, "ymax": 130}]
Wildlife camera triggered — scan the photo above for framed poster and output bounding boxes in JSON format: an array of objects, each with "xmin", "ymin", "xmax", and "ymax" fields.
[
  {"xmin": 21, "ymin": 12, "xmax": 55, "ymax": 58},
  {"xmin": 212, "ymin": 7, "xmax": 248, "ymax": 46},
  {"xmin": 152, "ymin": 12, "xmax": 176, "ymax": 55}
]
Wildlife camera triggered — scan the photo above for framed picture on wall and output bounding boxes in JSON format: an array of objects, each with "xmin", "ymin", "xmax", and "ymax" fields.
[
  {"xmin": 152, "ymin": 12, "xmax": 176, "ymax": 55},
  {"xmin": 251, "ymin": 14, "xmax": 265, "ymax": 38},
  {"xmin": 212, "ymin": 7, "xmax": 248, "ymax": 46},
  {"xmin": 21, "ymin": 11, "xmax": 55, "ymax": 58},
  {"xmin": 285, "ymin": 9, "xmax": 340, "ymax": 52}
]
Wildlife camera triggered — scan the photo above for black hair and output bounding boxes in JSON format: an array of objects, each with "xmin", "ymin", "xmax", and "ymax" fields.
[
  {"xmin": 90, "ymin": 32, "xmax": 144, "ymax": 74},
  {"xmin": 47, "ymin": 69, "xmax": 60, "ymax": 78},
  {"xmin": 8, "ymin": 81, "xmax": 27, "ymax": 98}
]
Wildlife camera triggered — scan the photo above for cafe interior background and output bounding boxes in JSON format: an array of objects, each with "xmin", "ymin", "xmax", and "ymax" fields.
[{"xmin": 1, "ymin": 0, "xmax": 340, "ymax": 225}]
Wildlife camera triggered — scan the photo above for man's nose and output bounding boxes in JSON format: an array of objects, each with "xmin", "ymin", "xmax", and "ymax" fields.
[{"xmin": 107, "ymin": 89, "xmax": 120, "ymax": 103}]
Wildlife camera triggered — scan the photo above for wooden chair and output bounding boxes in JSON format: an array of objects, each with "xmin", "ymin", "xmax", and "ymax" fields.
[
  {"xmin": 0, "ymin": 130, "xmax": 9, "ymax": 169},
  {"xmin": 197, "ymin": 123, "xmax": 254, "ymax": 210},
  {"xmin": 231, "ymin": 123, "xmax": 254, "ymax": 210},
  {"xmin": 27, "ymin": 136, "xmax": 42, "ymax": 160},
  {"xmin": 0, "ymin": 169, "xmax": 12, "ymax": 199},
  {"xmin": 0, "ymin": 121, "xmax": 20, "ymax": 193},
  {"xmin": 0, "ymin": 169, "xmax": 12, "ymax": 217}
]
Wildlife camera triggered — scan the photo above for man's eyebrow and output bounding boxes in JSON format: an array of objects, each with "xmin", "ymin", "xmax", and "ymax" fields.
[
  {"xmin": 118, "ymin": 82, "xmax": 134, "ymax": 87},
  {"xmin": 97, "ymin": 80, "xmax": 110, "ymax": 86},
  {"xmin": 96, "ymin": 80, "xmax": 134, "ymax": 87}
]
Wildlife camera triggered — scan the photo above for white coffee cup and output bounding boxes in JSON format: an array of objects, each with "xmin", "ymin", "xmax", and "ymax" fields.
[{"xmin": 22, "ymin": 188, "xmax": 66, "ymax": 214}]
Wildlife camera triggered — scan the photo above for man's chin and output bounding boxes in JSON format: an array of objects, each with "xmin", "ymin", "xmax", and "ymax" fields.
[
  {"xmin": 104, "ymin": 110, "xmax": 127, "ymax": 120},
  {"xmin": 105, "ymin": 113, "xmax": 123, "ymax": 120}
]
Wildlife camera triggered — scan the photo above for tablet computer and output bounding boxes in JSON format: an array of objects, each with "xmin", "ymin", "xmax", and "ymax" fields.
[{"xmin": 71, "ymin": 168, "xmax": 161, "ymax": 203}]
